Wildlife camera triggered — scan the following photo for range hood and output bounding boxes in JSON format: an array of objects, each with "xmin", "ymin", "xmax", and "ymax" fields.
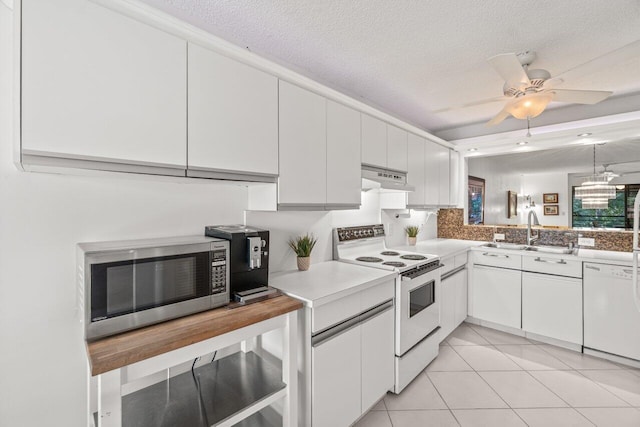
[{"xmin": 361, "ymin": 165, "xmax": 415, "ymax": 192}]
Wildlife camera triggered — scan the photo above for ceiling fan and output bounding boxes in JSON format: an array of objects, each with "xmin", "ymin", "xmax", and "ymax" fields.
[
  {"xmin": 435, "ymin": 39, "xmax": 640, "ymax": 126},
  {"xmin": 484, "ymin": 50, "xmax": 614, "ymax": 126}
]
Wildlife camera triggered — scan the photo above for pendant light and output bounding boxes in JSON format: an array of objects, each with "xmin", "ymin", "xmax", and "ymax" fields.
[{"xmin": 574, "ymin": 144, "xmax": 616, "ymax": 209}]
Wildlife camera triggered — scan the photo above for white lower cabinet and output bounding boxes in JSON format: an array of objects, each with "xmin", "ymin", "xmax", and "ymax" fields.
[
  {"xmin": 311, "ymin": 303, "xmax": 394, "ymax": 427},
  {"xmin": 312, "ymin": 326, "xmax": 361, "ymax": 427},
  {"xmin": 361, "ymin": 307, "xmax": 395, "ymax": 411},
  {"xmin": 522, "ymin": 272, "xmax": 582, "ymax": 344},
  {"xmin": 453, "ymin": 268, "xmax": 468, "ymax": 326},
  {"xmin": 472, "ymin": 265, "xmax": 522, "ymax": 329}
]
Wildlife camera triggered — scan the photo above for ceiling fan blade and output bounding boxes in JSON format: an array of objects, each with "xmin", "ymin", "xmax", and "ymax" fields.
[
  {"xmin": 432, "ymin": 96, "xmax": 508, "ymax": 113},
  {"xmin": 550, "ymin": 89, "xmax": 613, "ymax": 104},
  {"xmin": 487, "ymin": 53, "xmax": 531, "ymax": 86},
  {"xmin": 485, "ymin": 107, "xmax": 511, "ymax": 126},
  {"xmin": 552, "ymin": 39, "xmax": 640, "ymax": 85}
]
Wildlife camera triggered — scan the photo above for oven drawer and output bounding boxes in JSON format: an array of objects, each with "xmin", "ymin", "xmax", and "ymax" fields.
[
  {"xmin": 312, "ymin": 280, "xmax": 395, "ymax": 333},
  {"xmin": 472, "ymin": 250, "xmax": 521, "ymax": 270}
]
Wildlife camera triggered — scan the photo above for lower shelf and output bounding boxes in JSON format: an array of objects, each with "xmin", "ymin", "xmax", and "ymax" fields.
[
  {"xmin": 122, "ymin": 351, "xmax": 285, "ymax": 427},
  {"xmin": 232, "ymin": 406, "xmax": 282, "ymax": 427}
]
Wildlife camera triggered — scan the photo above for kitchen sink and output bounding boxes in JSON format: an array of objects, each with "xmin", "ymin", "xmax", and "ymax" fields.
[
  {"xmin": 483, "ymin": 242, "xmax": 528, "ymax": 250},
  {"xmin": 483, "ymin": 242, "xmax": 577, "ymax": 255},
  {"xmin": 525, "ymin": 245, "xmax": 577, "ymax": 254}
]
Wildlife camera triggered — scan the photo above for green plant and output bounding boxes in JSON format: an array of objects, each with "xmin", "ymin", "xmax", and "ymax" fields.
[
  {"xmin": 288, "ymin": 233, "xmax": 318, "ymax": 257},
  {"xmin": 405, "ymin": 225, "xmax": 420, "ymax": 238}
]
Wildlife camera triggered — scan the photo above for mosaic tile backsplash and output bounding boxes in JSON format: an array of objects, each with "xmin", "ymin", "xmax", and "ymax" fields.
[{"xmin": 437, "ymin": 208, "xmax": 633, "ymax": 252}]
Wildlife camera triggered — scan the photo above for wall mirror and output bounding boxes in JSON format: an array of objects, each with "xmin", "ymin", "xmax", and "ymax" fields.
[{"xmin": 466, "ymin": 139, "xmax": 640, "ymax": 230}]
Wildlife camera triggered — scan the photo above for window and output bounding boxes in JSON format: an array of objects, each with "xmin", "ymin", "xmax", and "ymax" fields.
[
  {"xmin": 572, "ymin": 184, "xmax": 639, "ymax": 228},
  {"xmin": 468, "ymin": 176, "xmax": 485, "ymax": 225}
]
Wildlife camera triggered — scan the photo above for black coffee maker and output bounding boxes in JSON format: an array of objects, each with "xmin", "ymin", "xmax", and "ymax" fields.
[{"xmin": 204, "ymin": 225, "xmax": 270, "ymax": 301}]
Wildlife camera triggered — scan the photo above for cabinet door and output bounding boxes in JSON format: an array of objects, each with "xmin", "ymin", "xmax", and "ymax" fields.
[
  {"xmin": 361, "ymin": 307, "xmax": 394, "ymax": 411},
  {"xmin": 312, "ymin": 326, "xmax": 361, "ymax": 427},
  {"xmin": 361, "ymin": 114, "xmax": 387, "ymax": 168},
  {"xmin": 407, "ymin": 134, "xmax": 426, "ymax": 206},
  {"xmin": 387, "ymin": 125, "xmax": 408, "ymax": 172},
  {"xmin": 449, "ymin": 150, "xmax": 460, "ymax": 207},
  {"xmin": 453, "ymin": 269, "xmax": 468, "ymax": 326},
  {"xmin": 440, "ymin": 276, "xmax": 456, "ymax": 340},
  {"xmin": 424, "ymin": 140, "xmax": 440, "ymax": 205},
  {"xmin": 438, "ymin": 146, "xmax": 451, "ymax": 206},
  {"xmin": 187, "ymin": 43, "xmax": 278, "ymax": 176},
  {"xmin": 472, "ymin": 265, "xmax": 521, "ymax": 329},
  {"xmin": 22, "ymin": 0, "xmax": 186, "ymax": 167},
  {"xmin": 522, "ymin": 272, "xmax": 582, "ymax": 344},
  {"xmin": 326, "ymin": 101, "xmax": 361, "ymax": 206},
  {"xmin": 278, "ymin": 81, "xmax": 327, "ymax": 205}
]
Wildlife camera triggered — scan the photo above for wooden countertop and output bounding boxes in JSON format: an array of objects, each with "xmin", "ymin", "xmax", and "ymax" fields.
[{"xmin": 87, "ymin": 295, "xmax": 303, "ymax": 376}]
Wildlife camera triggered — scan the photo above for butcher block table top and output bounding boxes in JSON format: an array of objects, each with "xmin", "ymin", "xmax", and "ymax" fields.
[{"xmin": 86, "ymin": 295, "xmax": 303, "ymax": 376}]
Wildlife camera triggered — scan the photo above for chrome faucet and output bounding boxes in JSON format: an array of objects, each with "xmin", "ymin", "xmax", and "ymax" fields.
[{"xmin": 527, "ymin": 210, "xmax": 540, "ymax": 246}]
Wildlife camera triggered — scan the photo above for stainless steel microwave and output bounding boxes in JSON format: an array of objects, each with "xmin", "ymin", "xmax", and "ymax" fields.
[{"xmin": 78, "ymin": 236, "xmax": 229, "ymax": 340}]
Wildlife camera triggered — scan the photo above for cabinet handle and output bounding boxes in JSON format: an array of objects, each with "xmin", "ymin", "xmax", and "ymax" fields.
[
  {"xmin": 534, "ymin": 257, "xmax": 567, "ymax": 265},
  {"xmin": 482, "ymin": 252, "xmax": 510, "ymax": 258},
  {"xmin": 624, "ymin": 269, "xmax": 634, "ymax": 274}
]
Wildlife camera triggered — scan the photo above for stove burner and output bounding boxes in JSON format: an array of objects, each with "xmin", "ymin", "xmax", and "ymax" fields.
[
  {"xmin": 382, "ymin": 261, "xmax": 406, "ymax": 267},
  {"xmin": 400, "ymin": 254, "xmax": 427, "ymax": 261},
  {"xmin": 381, "ymin": 251, "xmax": 400, "ymax": 256},
  {"xmin": 356, "ymin": 256, "xmax": 384, "ymax": 263}
]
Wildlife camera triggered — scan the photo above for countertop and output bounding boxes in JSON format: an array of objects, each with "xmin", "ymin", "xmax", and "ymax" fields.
[
  {"xmin": 87, "ymin": 295, "xmax": 302, "ymax": 376},
  {"xmin": 392, "ymin": 238, "xmax": 486, "ymax": 259},
  {"xmin": 269, "ymin": 261, "xmax": 397, "ymax": 307}
]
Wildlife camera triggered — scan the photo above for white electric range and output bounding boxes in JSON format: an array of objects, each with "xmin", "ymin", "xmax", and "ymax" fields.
[{"xmin": 333, "ymin": 224, "xmax": 442, "ymax": 392}]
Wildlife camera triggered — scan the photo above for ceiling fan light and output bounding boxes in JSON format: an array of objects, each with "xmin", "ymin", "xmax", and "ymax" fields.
[{"xmin": 507, "ymin": 93, "xmax": 554, "ymax": 119}]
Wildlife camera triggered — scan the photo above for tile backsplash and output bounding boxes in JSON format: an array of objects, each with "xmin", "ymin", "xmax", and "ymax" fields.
[{"xmin": 437, "ymin": 208, "xmax": 633, "ymax": 252}]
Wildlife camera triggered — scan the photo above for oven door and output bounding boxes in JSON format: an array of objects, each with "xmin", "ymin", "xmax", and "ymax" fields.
[
  {"xmin": 86, "ymin": 242, "xmax": 221, "ymax": 339},
  {"xmin": 396, "ymin": 270, "xmax": 441, "ymax": 355}
]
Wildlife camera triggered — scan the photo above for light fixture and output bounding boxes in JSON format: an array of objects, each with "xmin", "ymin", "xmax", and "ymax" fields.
[
  {"xmin": 468, "ymin": 148, "xmax": 478, "ymax": 152},
  {"xmin": 505, "ymin": 92, "xmax": 554, "ymax": 120},
  {"xmin": 578, "ymin": 133, "xmax": 592, "ymax": 137},
  {"xmin": 575, "ymin": 145, "xmax": 616, "ymax": 209},
  {"xmin": 517, "ymin": 141, "xmax": 528, "ymax": 146}
]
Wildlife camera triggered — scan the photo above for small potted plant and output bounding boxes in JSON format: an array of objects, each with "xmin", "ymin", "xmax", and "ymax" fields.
[
  {"xmin": 288, "ymin": 233, "xmax": 318, "ymax": 271},
  {"xmin": 405, "ymin": 225, "xmax": 420, "ymax": 246}
]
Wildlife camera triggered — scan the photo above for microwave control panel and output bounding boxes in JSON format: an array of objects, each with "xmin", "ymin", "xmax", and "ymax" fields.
[{"xmin": 211, "ymin": 247, "xmax": 228, "ymax": 294}]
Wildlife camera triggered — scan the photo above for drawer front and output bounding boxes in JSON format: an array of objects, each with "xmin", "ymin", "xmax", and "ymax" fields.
[
  {"xmin": 472, "ymin": 250, "xmax": 521, "ymax": 270},
  {"xmin": 440, "ymin": 256, "xmax": 455, "ymax": 276},
  {"xmin": 313, "ymin": 291, "xmax": 361, "ymax": 333},
  {"xmin": 454, "ymin": 252, "xmax": 468, "ymax": 268},
  {"xmin": 312, "ymin": 279, "xmax": 395, "ymax": 333},
  {"xmin": 361, "ymin": 280, "xmax": 395, "ymax": 312},
  {"xmin": 522, "ymin": 255, "xmax": 582, "ymax": 278}
]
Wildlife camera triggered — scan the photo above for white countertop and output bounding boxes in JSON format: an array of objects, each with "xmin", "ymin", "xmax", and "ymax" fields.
[
  {"xmin": 269, "ymin": 261, "xmax": 397, "ymax": 307},
  {"xmin": 392, "ymin": 238, "xmax": 486, "ymax": 260}
]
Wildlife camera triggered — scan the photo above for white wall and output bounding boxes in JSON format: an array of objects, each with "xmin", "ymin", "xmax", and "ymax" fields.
[
  {"xmin": 521, "ymin": 172, "xmax": 570, "ymax": 227},
  {"xmin": 0, "ymin": 6, "xmax": 248, "ymax": 425}
]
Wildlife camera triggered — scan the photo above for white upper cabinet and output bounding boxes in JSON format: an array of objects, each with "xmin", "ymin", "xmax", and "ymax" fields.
[
  {"xmin": 407, "ymin": 134, "xmax": 426, "ymax": 206},
  {"xmin": 187, "ymin": 43, "xmax": 278, "ymax": 179},
  {"xmin": 21, "ymin": 0, "xmax": 187, "ymax": 171},
  {"xmin": 438, "ymin": 145, "xmax": 451, "ymax": 206},
  {"xmin": 361, "ymin": 114, "xmax": 387, "ymax": 169},
  {"xmin": 326, "ymin": 100, "xmax": 362, "ymax": 207},
  {"xmin": 278, "ymin": 81, "xmax": 327, "ymax": 206},
  {"xmin": 386, "ymin": 125, "xmax": 408, "ymax": 172},
  {"xmin": 424, "ymin": 140, "xmax": 440, "ymax": 205}
]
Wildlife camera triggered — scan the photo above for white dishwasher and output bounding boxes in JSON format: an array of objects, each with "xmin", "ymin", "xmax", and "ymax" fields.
[{"xmin": 583, "ymin": 262, "xmax": 640, "ymax": 362}]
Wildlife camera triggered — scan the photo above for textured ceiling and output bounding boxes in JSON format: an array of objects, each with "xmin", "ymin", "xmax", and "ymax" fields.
[{"xmin": 140, "ymin": 0, "xmax": 640, "ymax": 139}]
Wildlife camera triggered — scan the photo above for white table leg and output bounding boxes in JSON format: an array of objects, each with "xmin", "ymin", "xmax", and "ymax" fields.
[
  {"xmin": 282, "ymin": 309, "xmax": 298, "ymax": 427},
  {"xmin": 97, "ymin": 369, "xmax": 121, "ymax": 427}
]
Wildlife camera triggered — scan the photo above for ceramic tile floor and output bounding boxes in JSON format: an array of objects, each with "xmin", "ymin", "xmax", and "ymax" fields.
[{"xmin": 355, "ymin": 323, "xmax": 640, "ymax": 427}]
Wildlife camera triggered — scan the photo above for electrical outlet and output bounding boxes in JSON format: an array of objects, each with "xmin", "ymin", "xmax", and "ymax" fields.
[
  {"xmin": 578, "ymin": 237, "xmax": 595, "ymax": 247},
  {"xmin": 494, "ymin": 233, "xmax": 505, "ymax": 241}
]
